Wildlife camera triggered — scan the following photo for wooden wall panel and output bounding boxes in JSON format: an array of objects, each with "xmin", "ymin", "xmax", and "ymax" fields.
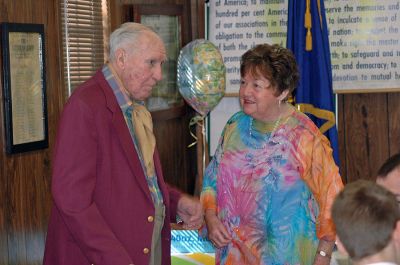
[
  {"xmin": 0, "ymin": 94, "xmax": 7, "ymax": 265},
  {"xmin": 152, "ymin": 105, "xmax": 197, "ymax": 193},
  {"xmin": 388, "ymin": 93, "xmax": 400, "ymax": 156},
  {"xmin": 0, "ymin": 0, "xmax": 64, "ymax": 264},
  {"xmin": 337, "ymin": 94, "xmax": 346, "ymax": 182},
  {"xmin": 0, "ymin": 2, "xmax": 7, "ymax": 262},
  {"xmin": 339, "ymin": 93, "xmax": 389, "ymax": 183},
  {"xmin": 7, "ymin": 157, "xmax": 28, "ymax": 265}
]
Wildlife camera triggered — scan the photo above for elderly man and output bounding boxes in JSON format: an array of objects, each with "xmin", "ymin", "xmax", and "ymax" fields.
[{"xmin": 43, "ymin": 22, "xmax": 203, "ymax": 265}]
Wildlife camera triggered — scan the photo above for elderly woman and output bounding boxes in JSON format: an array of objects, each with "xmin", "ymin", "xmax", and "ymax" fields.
[{"xmin": 200, "ymin": 43, "xmax": 343, "ymax": 265}]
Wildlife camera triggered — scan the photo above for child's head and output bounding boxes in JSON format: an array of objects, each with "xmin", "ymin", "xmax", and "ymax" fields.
[{"xmin": 332, "ymin": 180, "xmax": 400, "ymax": 261}]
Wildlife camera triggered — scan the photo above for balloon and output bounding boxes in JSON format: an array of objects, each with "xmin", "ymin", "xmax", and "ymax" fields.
[{"xmin": 177, "ymin": 39, "xmax": 226, "ymax": 116}]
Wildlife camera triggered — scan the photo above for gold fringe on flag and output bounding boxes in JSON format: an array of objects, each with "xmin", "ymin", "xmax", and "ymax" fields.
[
  {"xmin": 296, "ymin": 103, "xmax": 336, "ymax": 133},
  {"xmin": 305, "ymin": 0, "xmax": 312, "ymax": 51},
  {"xmin": 317, "ymin": 0, "xmax": 322, "ymax": 26}
]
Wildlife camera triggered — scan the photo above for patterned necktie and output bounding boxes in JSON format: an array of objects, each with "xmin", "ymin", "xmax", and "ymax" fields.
[{"xmin": 131, "ymin": 103, "xmax": 156, "ymax": 177}]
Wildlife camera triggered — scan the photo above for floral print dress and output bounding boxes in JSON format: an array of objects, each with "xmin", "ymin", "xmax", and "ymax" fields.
[{"xmin": 201, "ymin": 109, "xmax": 343, "ymax": 265}]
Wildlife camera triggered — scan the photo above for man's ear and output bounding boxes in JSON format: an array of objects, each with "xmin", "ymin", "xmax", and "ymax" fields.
[{"xmin": 114, "ymin": 48, "xmax": 126, "ymax": 69}]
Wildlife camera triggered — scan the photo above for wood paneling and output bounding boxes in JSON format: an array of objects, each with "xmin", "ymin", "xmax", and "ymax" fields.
[
  {"xmin": 337, "ymin": 94, "xmax": 346, "ymax": 182},
  {"xmin": 388, "ymin": 93, "xmax": 400, "ymax": 155},
  {"xmin": 152, "ymin": 104, "xmax": 197, "ymax": 193},
  {"xmin": 0, "ymin": 0, "xmax": 64, "ymax": 264},
  {"xmin": 338, "ymin": 93, "xmax": 392, "ymax": 183}
]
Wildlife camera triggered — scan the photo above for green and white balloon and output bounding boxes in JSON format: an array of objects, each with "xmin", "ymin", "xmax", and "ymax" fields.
[{"xmin": 177, "ymin": 39, "xmax": 226, "ymax": 116}]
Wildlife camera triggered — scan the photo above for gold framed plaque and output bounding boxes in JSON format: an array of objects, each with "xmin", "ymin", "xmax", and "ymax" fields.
[{"xmin": 1, "ymin": 23, "xmax": 48, "ymax": 154}]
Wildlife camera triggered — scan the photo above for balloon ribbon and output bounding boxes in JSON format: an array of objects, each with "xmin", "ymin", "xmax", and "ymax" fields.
[{"xmin": 188, "ymin": 115, "xmax": 205, "ymax": 148}]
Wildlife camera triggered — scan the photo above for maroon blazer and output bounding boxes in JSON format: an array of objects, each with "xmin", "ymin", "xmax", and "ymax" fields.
[{"xmin": 43, "ymin": 70, "xmax": 181, "ymax": 265}]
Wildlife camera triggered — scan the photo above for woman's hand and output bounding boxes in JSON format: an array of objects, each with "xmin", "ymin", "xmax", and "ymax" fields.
[{"xmin": 205, "ymin": 209, "xmax": 232, "ymax": 248}]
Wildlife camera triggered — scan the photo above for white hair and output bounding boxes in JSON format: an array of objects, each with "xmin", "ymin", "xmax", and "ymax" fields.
[{"xmin": 108, "ymin": 22, "xmax": 157, "ymax": 62}]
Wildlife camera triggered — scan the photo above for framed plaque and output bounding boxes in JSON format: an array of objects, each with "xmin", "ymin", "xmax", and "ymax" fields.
[
  {"xmin": 1, "ymin": 23, "xmax": 48, "ymax": 154},
  {"xmin": 124, "ymin": 4, "xmax": 184, "ymax": 111}
]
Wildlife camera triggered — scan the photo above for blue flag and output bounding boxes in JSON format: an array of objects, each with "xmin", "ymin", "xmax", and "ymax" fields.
[{"xmin": 286, "ymin": 0, "xmax": 340, "ymax": 166}]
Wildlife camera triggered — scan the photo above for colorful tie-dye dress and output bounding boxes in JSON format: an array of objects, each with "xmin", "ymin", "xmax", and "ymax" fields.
[{"xmin": 201, "ymin": 109, "xmax": 343, "ymax": 265}]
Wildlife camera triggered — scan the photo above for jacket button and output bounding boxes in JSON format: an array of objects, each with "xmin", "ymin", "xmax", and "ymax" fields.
[
  {"xmin": 143, "ymin": 248, "xmax": 149, "ymax": 254},
  {"xmin": 147, "ymin": 216, "xmax": 154, "ymax": 222}
]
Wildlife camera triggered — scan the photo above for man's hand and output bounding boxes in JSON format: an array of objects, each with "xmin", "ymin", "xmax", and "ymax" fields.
[{"xmin": 176, "ymin": 195, "xmax": 204, "ymax": 229}]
